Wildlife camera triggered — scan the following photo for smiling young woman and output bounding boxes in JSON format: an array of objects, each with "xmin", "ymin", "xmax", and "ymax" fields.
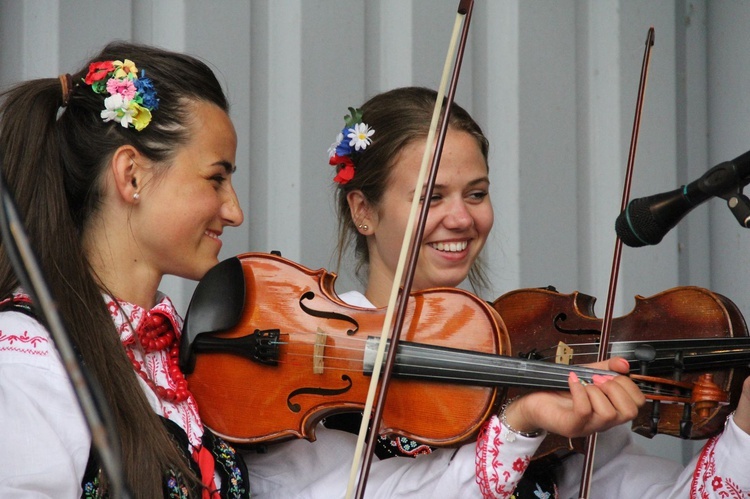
[
  {"xmin": 0, "ymin": 42, "xmax": 247, "ymax": 498},
  {"xmin": 346, "ymin": 126, "xmax": 493, "ymax": 307},
  {"xmin": 298, "ymin": 86, "xmax": 750, "ymax": 498}
]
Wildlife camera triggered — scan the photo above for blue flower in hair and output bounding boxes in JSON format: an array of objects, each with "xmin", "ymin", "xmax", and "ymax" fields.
[{"xmin": 133, "ymin": 71, "xmax": 159, "ymax": 110}]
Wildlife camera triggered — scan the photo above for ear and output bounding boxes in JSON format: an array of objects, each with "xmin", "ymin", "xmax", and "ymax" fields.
[
  {"xmin": 110, "ymin": 145, "xmax": 146, "ymax": 203},
  {"xmin": 346, "ymin": 190, "xmax": 375, "ymax": 234}
]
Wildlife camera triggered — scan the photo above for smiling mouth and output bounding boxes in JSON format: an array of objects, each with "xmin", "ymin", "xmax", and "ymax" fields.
[
  {"xmin": 205, "ymin": 230, "xmax": 221, "ymax": 240},
  {"xmin": 429, "ymin": 240, "xmax": 468, "ymax": 253}
]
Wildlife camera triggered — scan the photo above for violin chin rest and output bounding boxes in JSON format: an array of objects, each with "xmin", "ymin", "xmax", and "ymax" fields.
[{"xmin": 178, "ymin": 256, "xmax": 246, "ymax": 373}]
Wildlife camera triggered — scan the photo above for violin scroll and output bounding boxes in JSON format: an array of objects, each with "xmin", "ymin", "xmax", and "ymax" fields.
[{"xmin": 692, "ymin": 373, "xmax": 730, "ymax": 419}]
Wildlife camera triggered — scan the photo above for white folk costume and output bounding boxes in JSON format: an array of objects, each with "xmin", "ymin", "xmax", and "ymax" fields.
[
  {"xmin": 0, "ymin": 293, "xmax": 248, "ymax": 498},
  {"xmin": 242, "ymin": 290, "xmax": 750, "ymax": 498}
]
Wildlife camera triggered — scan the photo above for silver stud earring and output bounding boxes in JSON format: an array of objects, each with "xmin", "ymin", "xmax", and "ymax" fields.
[{"xmin": 133, "ymin": 192, "xmax": 140, "ymax": 201}]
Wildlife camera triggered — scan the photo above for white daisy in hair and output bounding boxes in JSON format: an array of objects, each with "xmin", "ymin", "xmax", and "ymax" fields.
[{"xmin": 348, "ymin": 122, "xmax": 375, "ymax": 151}]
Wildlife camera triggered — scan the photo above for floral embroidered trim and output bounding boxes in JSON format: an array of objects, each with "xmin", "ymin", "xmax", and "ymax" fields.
[
  {"xmin": 84, "ymin": 59, "xmax": 159, "ymax": 131},
  {"xmin": 0, "ymin": 295, "xmax": 49, "ymax": 356},
  {"xmin": 212, "ymin": 438, "xmax": 247, "ymax": 497},
  {"xmin": 0, "ymin": 330, "xmax": 49, "ymax": 354},
  {"xmin": 476, "ymin": 415, "xmax": 543, "ymax": 499},
  {"xmin": 165, "ymin": 471, "xmax": 192, "ymax": 499},
  {"xmin": 690, "ymin": 431, "xmax": 746, "ymax": 498},
  {"xmin": 327, "ymin": 107, "xmax": 375, "ymax": 185},
  {"xmin": 81, "ymin": 470, "xmax": 104, "ymax": 499},
  {"xmin": 380, "ymin": 435, "xmax": 433, "ymax": 458}
]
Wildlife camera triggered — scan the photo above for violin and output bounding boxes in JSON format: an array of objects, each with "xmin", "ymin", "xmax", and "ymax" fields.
[
  {"xmin": 493, "ymin": 286, "xmax": 750, "ymax": 441},
  {"xmin": 178, "ymin": 252, "xmax": 732, "ymax": 447}
]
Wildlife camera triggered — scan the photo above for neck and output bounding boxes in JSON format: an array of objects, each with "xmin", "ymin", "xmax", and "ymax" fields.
[
  {"xmin": 364, "ymin": 269, "xmax": 398, "ymax": 309},
  {"xmin": 83, "ymin": 217, "xmax": 161, "ymax": 309}
]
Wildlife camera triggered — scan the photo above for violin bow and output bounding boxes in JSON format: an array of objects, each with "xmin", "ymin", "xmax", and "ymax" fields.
[
  {"xmin": 577, "ymin": 26, "xmax": 655, "ymax": 499},
  {"xmin": 346, "ymin": 1, "xmax": 475, "ymax": 497}
]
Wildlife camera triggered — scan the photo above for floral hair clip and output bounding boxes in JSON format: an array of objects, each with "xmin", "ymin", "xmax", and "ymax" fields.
[
  {"xmin": 328, "ymin": 107, "xmax": 375, "ymax": 185},
  {"xmin": 83, "ymin": 59, "xmax": 159, "ymax": 131}
]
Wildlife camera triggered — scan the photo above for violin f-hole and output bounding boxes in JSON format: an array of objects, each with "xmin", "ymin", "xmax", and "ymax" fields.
[
  {"xmin": 286, "ymin": 375, "xmax": 354, "ymax": 413},
  {"xmin": 299, "ymin": 291, "xmax": 360, "ymax": 336},
  {"xmin": 553, "ymin": 312, "xmax": 602, "ymax": 336}
]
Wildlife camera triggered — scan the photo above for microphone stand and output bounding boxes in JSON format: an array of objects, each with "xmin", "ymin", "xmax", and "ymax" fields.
[
  {"xmin": 705, "ymin": 149, "xmax": 750, "ymax": 227},
  {"xmin": 0, "ymin": 160, "xmax": 130, "ymax": 498}
]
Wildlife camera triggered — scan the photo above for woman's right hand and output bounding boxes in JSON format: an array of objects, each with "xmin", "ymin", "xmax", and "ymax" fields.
[{"xmin": 502, "ymin": 356, "xmax": 645, "ymax": 438}]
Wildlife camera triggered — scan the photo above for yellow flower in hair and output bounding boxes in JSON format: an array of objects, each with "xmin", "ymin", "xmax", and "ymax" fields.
[
  {"xmin": 130, "ymin": 102, "xmax": 153, "ymax": 131},
  {"xmin": 113, "ymin": 59, "xmax": 138, "ymax": 79}
]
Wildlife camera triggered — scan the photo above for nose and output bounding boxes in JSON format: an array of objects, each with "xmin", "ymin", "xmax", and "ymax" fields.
[
  {"xmin": 442, "ymin": 198, "xmax": 473, "ymax": 230},
  {"xmin": 222, "ymin": 186, "xmax": 244, "ymax": 227}
]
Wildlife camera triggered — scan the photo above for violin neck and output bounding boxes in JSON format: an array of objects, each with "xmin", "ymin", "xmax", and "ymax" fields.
[
  {"xmin": 362, "ymin": 337, "xmax": 612, "ymax": 390},
  {"xmin": 610, "ymin": 337, "xmax": 750, "ymax": 373}
]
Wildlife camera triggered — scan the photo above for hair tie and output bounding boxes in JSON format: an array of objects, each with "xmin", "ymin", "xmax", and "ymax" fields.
[{"xmin": 58, "ymin": 73, "xmax": 73, "ymax": 107}]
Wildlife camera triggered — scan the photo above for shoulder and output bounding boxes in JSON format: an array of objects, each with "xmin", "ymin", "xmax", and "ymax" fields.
[
  {"xmin": 0, "ymin": 309, "xmax": 60, "ymax": 371},
  {"xmin": 338, "ymin": 290, "xmax": 375, "ymax": 308},
  {"xmin": 0, "ymin": 311, "xmax": 90, "ymax": 497}
]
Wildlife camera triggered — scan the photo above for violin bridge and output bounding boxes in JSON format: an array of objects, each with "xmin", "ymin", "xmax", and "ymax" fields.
[
  {"xmin": 555, "ymin": 341, "xmax": 573, "ymax": 365},
  {"xmin": 313, "ymin": 328, "xmax": 326, "ymax": 374}
]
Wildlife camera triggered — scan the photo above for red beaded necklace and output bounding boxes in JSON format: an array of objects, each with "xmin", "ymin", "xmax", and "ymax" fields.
[{"xmin": 127, "ymin": 312, "xmax": 190, "ymax": 403}]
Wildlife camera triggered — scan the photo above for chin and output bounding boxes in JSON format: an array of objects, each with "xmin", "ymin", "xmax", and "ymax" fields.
[
  {"xmin": 185, "ymin": 258, "xmax": 221, "ymax": 281},
  {"xmin": 418, "ymin": 277, "xmax": 464, "ymax": 291}
]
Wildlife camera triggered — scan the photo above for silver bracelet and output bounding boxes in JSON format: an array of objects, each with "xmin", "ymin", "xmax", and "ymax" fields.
[{"xmin": 500, "ymin": 396, "xmax": 544, "ymax": 441}]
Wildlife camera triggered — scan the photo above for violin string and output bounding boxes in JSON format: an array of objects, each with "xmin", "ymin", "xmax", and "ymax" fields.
[
  {"xmin": 270, "ymin": 339, "xmax": 690, "ymax": 398},
  {"xmin": 502, "ymin": 342, "xmax": 750, "ymax": 368},
  {"xmin": 273, "ymin": 336, "xmax": 663, "ymax": 384},
  {"xmin": 269, "ymin": 357, "xmax": 686, "ymax": 398},
  {"xmin": 270, "ymin": 334, "xmax": 750, "ymax": 372},
  {"xmin": 270, "ymin": 332, "xmax": 739, "ymax": 397}
]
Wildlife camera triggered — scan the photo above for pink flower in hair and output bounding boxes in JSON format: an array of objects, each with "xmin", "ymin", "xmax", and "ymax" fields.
[{"xmin": 106, "ymin": 78, "xmax": 137, "ymax": 100}]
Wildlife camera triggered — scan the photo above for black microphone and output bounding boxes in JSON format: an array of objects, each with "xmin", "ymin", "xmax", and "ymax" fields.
[{"xmin": 615, "ymin": 149, "xmax": 750, "ymax": 247}]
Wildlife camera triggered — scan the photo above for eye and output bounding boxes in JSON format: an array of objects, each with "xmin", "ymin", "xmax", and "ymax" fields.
[
  {"xmin": 468, "ymin": 190, "xmax": 489, "ymax": 202},
  {"xmin": 210, "ymin": 174, "xmax": 227, "ymax": 187},
  {"xmin": 419, "ymin": 193, "xmax": 443, "ymax": 204}
]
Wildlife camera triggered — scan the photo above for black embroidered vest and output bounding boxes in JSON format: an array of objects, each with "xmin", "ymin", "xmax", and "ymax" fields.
[{"xmin": 80, "ymin": 417, "xmax": 249, "ymax": 498}]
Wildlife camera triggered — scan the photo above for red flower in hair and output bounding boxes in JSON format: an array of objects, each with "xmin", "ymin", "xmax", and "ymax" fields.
[
  {"xmin": 85, "ymin": 61, "xmax": 116, "ymax": 85},
  {"xmin": 332, "ymin": 156, "xmax": 355, "ymax": 185}
]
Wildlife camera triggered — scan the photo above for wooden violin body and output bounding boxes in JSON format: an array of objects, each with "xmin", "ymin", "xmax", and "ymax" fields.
[{"xmin": 493, "ymin": 286, "xmax": 750, "ymax": 441}]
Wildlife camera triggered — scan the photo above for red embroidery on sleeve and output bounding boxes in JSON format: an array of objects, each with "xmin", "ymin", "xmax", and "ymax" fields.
[
  {"xmin": 690, "ymin": 435, "xmax": 748, "ymax": 498},
  {"xmin": 0, "ymin": 330, "xmax": 49, "ymax": 355},
  {"xmin": 476, "ymin": 420, "xmax": 531, "ymax": 499}
]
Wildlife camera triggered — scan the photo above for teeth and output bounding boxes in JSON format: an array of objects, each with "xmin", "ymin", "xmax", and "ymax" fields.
[
  {"xmin": 205, "ymin": 231, "xmax": 219, "ymax": 239},
  {"xmin": 431, "ymin": 241, "xmax": 467, "ymax": 252}
]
